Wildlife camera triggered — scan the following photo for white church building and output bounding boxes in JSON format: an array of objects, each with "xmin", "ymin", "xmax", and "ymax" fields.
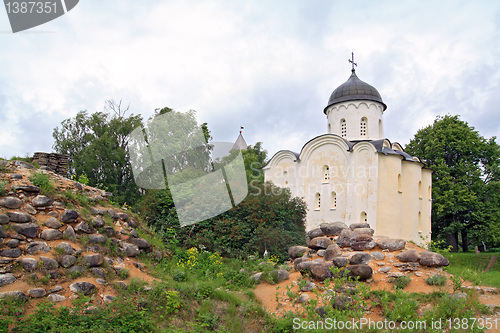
[{"xmin": 263, "ymin": 58, "xmax": 432, "ymax": 245}]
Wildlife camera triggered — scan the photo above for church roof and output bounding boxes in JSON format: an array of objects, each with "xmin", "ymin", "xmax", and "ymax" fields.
[
  {"xmin": 232, "ymin": 133, "xmax": 248, "ymax": 151},
  {"xmin": 323, "ymin": 69, "xmax": 387, "ymax": 113}
]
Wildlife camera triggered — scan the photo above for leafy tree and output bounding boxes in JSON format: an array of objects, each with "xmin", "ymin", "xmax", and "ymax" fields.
[
  {"xmin": 405, "ymin": 115, "xmax": 500, "ymax": 251},
  {"xmin": 53, "ymin": 100, "xmax": 143, "ymax": 205}
]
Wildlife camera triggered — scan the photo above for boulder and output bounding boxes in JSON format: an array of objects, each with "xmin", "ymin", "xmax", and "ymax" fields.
[
  {"xmin": 250, "ymin": 272, "xmax": 263, "ymax": 283},
  {"xmin": 351, "ymin": 234, "xmax": 376, "ymax": 251},
  {"xmin": 296, "ymin": 293, "xmax": 310, "ymax": 303},
  {"xmin": 60, "ymin": 255, "xmax": 77, "ymax": 268},
  {"xmin": 55, "ymin": 242, "xmax": 76, "ymax": 255},
  {"xmin": 293, "ymin": 257, "xmax": 309, "ymax": 269},
  {"xmin": 122, "ymin": 243, "xmax": 140, "ymax": 257},
  {"xmin": 343, "ymin": 264, "xmax": 373, "ymax": 281},
  {"xmin": 288, "ymin": 246, "xmax": 309, "ymax": 259},
  {"xmin": 324, "ymin": 243, "xmax": 342, "ymax": 261},
  {"xmin": 371, "ymin": 251, "xmax": 385, "ymax": 261},
  {"xmin": 90, "ymin": 207, "xmax": 107, "ymax": 215},
  {"xmin": 117, "ymin": 213, "xmax": 129, "ymax": 221},
  {"xmin": 0, "ymin": 197, "xmax": 22, "ymax": 209},
  {"xmin": 91, "ymin": 217, "xmax": 105, "ymax": 228},
  {"xmin": 307, "ymin": 228, "xmax": 324, "ymax": 239},
  {"xmin": 396, "ymin": 250, "xmax": 419, "ymax": 262},
  {"xmin": 68, "ymin": 265, "xmax": 85, "ymax": 274},
  {"xmin": 301, "ymin": 281, "xmax": 316, "ymax": 292},
  {"xmin": 0, "ymin": 225, "xmax": 6, "ymax": 238},
  {"xmin": 349, "ymin": 223, "xmax": 370, "ymax": 230},
  {"xmin": 0, "ymin": 214, "xmax": 9, "ymax": 224},
  {"xmin": 307, "ymin": 237, "xmax": 332, "ymax": 250},
  {"xmin": 63, "ymin": 225, "xmax": 76, "ymax": 239},
  {"xmin": 61, "ymin": 209, "xmax": 78, "ymax": 223},
  {"xmin": 273, "ymin": 269, "xmax": 289, "ymax": 282},
  {"xmin": 48, "ymin": 294, "xmax": 66, "ymax": 302},
  {"xmin": 70, "ymin": 282, "xmax": 96, "ymax": 295},
  {"xmin": 13, "ymin": 223, "xmax": 38, "ymax": 237},
  {"xmin": 40, "ymin": 256, "xmax": 58, "ymax": 270},
  {"xmin": 107, "ymin": 209, "xmax": 119, "ymax": 220},
  {"xmin": 89, "ymin": 234, "xmax": 107, "ymax": 244},
  {"xmin": 100, "ymin": 226, "xmax": 115, "ymax": 237},
  {"xmin": 91, "ymin": 267, "xmax": 107, "ymax": 278},
  {"xmin": 28, "ymin": 288, "xmax": 47, "ymax": 298},
  {"xmin": 0, "ymin": 291, "xmax": 27, "ymax": 301},
  {"xmin": 349, "ymin": 253, "xmax": 372, "ymax": 265},
  {"xmin": 332, "ymin": 257, "xmax": 349, "ymax": 268},
  {"xmin": 45, "ymin": 218, "xmax": 62, "ymax": 229},
  {"xmin": 12, "ymin": 185, "xmax": 39, "ymax": 192},
  {"xmin": 41, "ymin": 229, "xmax": 63, "ymax": 240},
  {"xmin": 296, "ymin": 261, "xmax": 318, "ymax": 273},
  {"xmin": 317, "ymin": 250, "xmax": 325, "ymax": 257},
  {"xmin": 7, "ymin": 212, "xmax": 31, "ymax": 223},
  {"xmin": 83, "ymin": 254, "xmax": 104, "ymax": 267},
  {"xmin": 310, "ymin": 262, "xmax": 334, "ymax": 280},
  {"xmin": 32, "ymin": 195, "xmax": 52, "ymax": 207},
  {"xmin": 332, "ymin": 295, "xmax": 354, "ymax": 310},
  {"xmin": 6, "ymin": 239, "xmax": 19, "ymax": 248},
  {"xmin": 320, "ymin": 222, "xmax": 348, "ymax": 236},
  {"xmin": 75, "ymin": 222, "xmax": 94, "ymax": 234},
  {"xmin": 131, "ymin": 238, "xmax": 151, "ymax": 249},
  {"xmin": 22, "ymin": 204, "xmax": 37, "ymax": 215},
  {"xmin": 0, "ymin": 248, "xmax": 22, "ymax": 258},
  {"xmin": 337, "ymin": 228, "xmax": 355, "ymax": 247},
  {"xmin": 376, "ymin": 238, "xmax": 406, "ymax": 251},
  {"xmin": 26, "ymin": 241, "xmax": 50, "ymax": 254},
  {"xmin": 378, "ymin": 266, "xmax": 392, "ymax": 273},
  {"xmin": 419, "ymin": 251, "xmax": 450, "ymax": 267},
  {"xmin": 352, "ymin": 228, "xmax": 374, "ymax": 236},
  {"xmin": 0, "ymin": 273, "xmax": 16, "ymax": 286}
]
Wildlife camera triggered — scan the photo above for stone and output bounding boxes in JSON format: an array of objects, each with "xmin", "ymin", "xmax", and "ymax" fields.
[
  {"xmin": 296, "ymin": 293, "xmax": 310, "ymax": 303},
  {"xmin": 378, "ymin": 267, "xmax": 392, "ymax": 273},
  {"xmin": 40, "ymin": 256, "xmax": 58, "ymax": 270},
  {"xmin": 349, "ymin": 222, "xmax": 370, "ymax": 230},
  {"xmin": 89, "ymin": 234, "xmax": 107, "ymax": 244},
  {"xmin": 0, "ymin": 248, "xmax": 21, "ymax": 258},
  {"xmin": 324, "ymin": 243, "xmax": 342, "ymax": 261},
  {"xmin": 447, "ymin": 292, "xmax": 467, "ymax": 300},
  {"xmin": 301, "ymin": 281, "xmax": 316, "ymax": 292},
  {"xmin": 131, "ymin": 238, "xmax": 151, "ymax": 249},
  {"xmin": 22, "ymin": 204, "xmax": 37, "ymax": 215},
  {"xmin": 68, "ymin": 265, "xmax": 85, "ymax": 274},
  {"xmin": 307, "ymin": 228, "xmax": 324, "ymax": 239},
  {"xmin": 376, "ymin": 238, "xmax": 406, "ymax": 251},
  {"xmin": 41, "ymin": 228, "xmax": 63, "ymax": 240},
  {"xmin": 371, "ymin": 251, "xmax": 385, "ymax": 261},
  {"xmin": 332, "ymin": 257, "xmax": 349, "ymax": 268},
  {"xmin": 317, "ymin": 250, "xmax": 325, "ymax": 257},
  {"xmin": 9, "ymin": 173, "xmax": 22, "ymax": 180},
  {"xmin": 96, "ymin": 278, "xmax": 107, "ymax": 285},
  {"xmin": 394, "ymin": 263, "xmax": 420, "ymax": 271},
  {"xmin": 28, "ymin": 288, "xmax": 47, "ymax": 298},
  {"xmin": 6, "ymin": 239, "xmax": 19, "ymax": 248},
  {"xmin": 419, "ymin": 251, "xmax": 450, "ymax": 267},
  {"xmin": 106, "ymin": 209, "xmax": 119, "ymax": 220},
  {"xmin": 307, "ymin": 237, "xmax": 332, "ymax": 250},
  {"xmin": 92, "ymin": 217, "xmax": 105, "ymax": 228},
  {"xmin": 0, "ymin": 214, "xmax": 8, "ymax": 224},
  {"xmin": 47, "ymin": 211, "xmax": 59, "ymax": 218},
  {"xmin": 0, "ymin": 291, "xmax": 27, "ymax": 302},
  {"xmin": 90, "ymin": 207, "xmax": 107, "ymax": 215},
  {"xmin": 396, "ymin": 250, "xmax": 419, "ymax": 262},
  {"xmin": 333, "ymin": 295, "xmax": 353, "ymax": 310},
  {"xmin": 32, "ymin": 195, "xmax": 52, "ymax": 207},
  {"xmin": 320, "ymin": 222, "xmax": 349, "ymax": 236},
  {"xmin": 296, "ymin": 261, "xmax": 318, "ymax": 273},
  {"xmin": 343, "ymin": 264, "xmax": 373, "ymax": 281},
  {"xmin": 0, "ymin": 225, "xmax": 6, "ymax": 238},
  {"xmin": 7, "ymin": 212, "xmax": 31, "ymax": 223},
  {"xmin": 313, "ymin": 258, "xmax": 324, "ymax": 263},
  {"xmin": 48, "ymin": 294, "xmax": 66, "ymax": 302},
  {"xmin": 122, "ymin": 243, "xmax": 140, "ymax": 257},
  {"xmin": 60, "ymin": 255, "xmax": 77, "ymax": 268},
  {"xmin": 83, "ymin": 254, "xmax": 104, "ymax": 267},
  {"xmin": 55, "ymin": 242, "xmax": 75, "ymax": 255},
  {"xmin": 310, "ymin": 262, "xmax": 334, "ymax": 280},
  {"xmin": 61, "ymin": 209, "xmax": 78, "ymax": 223},
  {"xmin": 0, "ymin": 197, "xmax": 22, "ymax": 209},
  {"xmin": 352, "ymin": 228, "xmax": 374, "ymax": 236},
  {"xmin": 63, "ymin": 225, "xmax": 76, "ymax": 239},
  {"xmin": 351, "ymin": 234, "xmax": 376, "ymax": 251},
  {"xmin": 103, "ymin": 295, "xmax": 115, "ymax": 303},
  {"xmin": 70, "ymin": 281, "xmax": 96, "ymax": 295},
  {"xmin": 26, "ymin": 241, "xmax": 50, "ymax": 254},
  {"xmin": 288, "ymin": 246, "xmax": 309, "ymax": 259},
  {"xmin": 250, "ymin": 272, "xmax": 263, "ymax": 283},
  {"xmin": 100, "ymin": 226, "xmax": 115, "ymax": 237},
  {"xmin": 274, "ymin": 269, "xmax": 289, "ymax": 282},
  {"xmin": 128, "ymin": 219, "xmax": 138, "ymax": 228},
  {"xmin": 349, "ymin": 253, "xmax": 372, "ymax": 265},
  {"xmin": 45, "ymin": 217, "xmax": 62, "ymax": 229},
  {"xmin": 337, "ymin": 228, "xmax": 355, "ymax": 247},
  {"xmin": 117, "ymin": 212, "xmax": 129, "ymax": 221},
  {"xmin": 293, "ymin": 257, "xmax": 309, "ymax": 269},
  {"xmin": 48, "ymin": 286, "xmax": 63, "ymax": 293},
  {"xmin": 75, "ymin": 222, "xmax": 94, "ymax": 234},
  {"xmin": 91, "ymin": 267, "xmax": 107, "ymax": 278},
  {"xmin": 130, "ymin": 228, "xmax": 138, "ymax": 238},
  {"xmin": 0, "ymin": 273, "xmax": 16, "ymax": 286},
  {"xmin": 388, "ymin": 272, "xmax": 405, "ymax": 278},
  {"xmin": 13, "ymin": 223, "xmax": 38, "ymax": 237},
  {"xmin": 12, "ymin": 185, "xmax": 39, "ymax": 192}
]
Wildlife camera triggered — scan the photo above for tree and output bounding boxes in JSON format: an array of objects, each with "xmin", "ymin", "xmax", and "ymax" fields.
[
  {"xmin": 52, "ymin": 100, "xmax": 143, "ymax": 205},
  {"xmin": 405, "ymin": 115, "xmax": 500, "ymax": 252}
]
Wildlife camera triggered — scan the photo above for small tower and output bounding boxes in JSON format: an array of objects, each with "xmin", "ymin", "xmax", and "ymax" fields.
[
  {"xmin": 324, "ymin": 53, "xmax": 387, "ymax": 141},
  {"xmin": 232, "ymin": 127, "xmax": 248, "ymax": 150}
]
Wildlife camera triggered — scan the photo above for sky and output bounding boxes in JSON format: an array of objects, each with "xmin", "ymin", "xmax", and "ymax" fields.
[{"xmin": 0, "ymin": 0, "xmax": 499, "ymax": 161}]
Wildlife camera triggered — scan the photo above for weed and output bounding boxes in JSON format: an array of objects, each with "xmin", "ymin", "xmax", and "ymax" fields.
[
  {"xmin": 172, "ymin": 268, "xmax": 187, "ymax": 282},
  {"xmin": 30, "ymin": 172, "xmax": 55, "ymax": 196},
  {"xmin": 425, "ymin": 273, "xmax": 448, "ymax": 286},
  {"xmin": 450, "ymin": 274, "xmax": 463, "ymax": 293},
  {"xmin": 390, "ymin": 275, "xmax": 412, "ymax": 290},
  {"xmin": 0, "ymin": 180, "xmax": 7, "ymax": 196},
  {"xmin": 117, "ymin": 268, "xmax": 130, "ymax": 280}
]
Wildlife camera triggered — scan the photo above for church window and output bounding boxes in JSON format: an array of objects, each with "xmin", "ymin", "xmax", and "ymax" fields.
[
  {"xmin": 360, "ymin": 117, "xmax": 367, "ymax": 136},
  {"xmin": 379, "ymin": 119, "xmax": 383, "ymax": 137},
  {"xmin": 341, "ymin": 119, "xmax": 346, "ymax": 137},
  {"xmin": 398, "ymin": 174, "xmax": 402, "ymax": 192},
  {"xmin": 283, "ymin": 171, "xmax": 288, "ymax": 186},
  {"xmin": 428, "ymin": 186, "xmax": 432, "ymax": 200},
  {"xmin": 418, "ymin": 211, "xmax": 422, "ymax": 232},
  {"xmin": 331, "ymin": 191, "xmax": 337, "ymax": 209},
  {"xmin": 418, "ymin": 181, "xmax": 422, "ymax": 199},
  {"xmin": 322, "ymin": 165, "xmax": 330, "ymax": 182},
  {"xmin": 360, "ymin": 211, "xmax": 367, "ymax": 223},
  {"xmin": 315, "ymin": 193, "xmax": 321, "ymax": 210},
  {"xmin": 328, "ymin": 123, "xmax": 331, "ymax": 134}
]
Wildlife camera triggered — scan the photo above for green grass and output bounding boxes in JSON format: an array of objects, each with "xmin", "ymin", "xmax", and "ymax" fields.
[
  {"xmin": 0, "ymin": 180, "xmax": 7, "ymax": 196},
  {"xmin": 30, "ymin": 172, "xmax": 55, "ymax": 196},
  {"xmin": 443, "ymin": 251, "xmax": 500, "ymax": 288}
]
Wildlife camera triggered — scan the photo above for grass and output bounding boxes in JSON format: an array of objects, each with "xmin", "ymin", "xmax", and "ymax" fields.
[
  {"xmin": 0, "ymin": 180, "xmax": 7, "ymax": 196},
  {"xmin": 443, "ymin": 251, "xmax": 500, "ymax": 288},
  {"xmin": 30, "ymin": 172, "xmax": 55, "ymax": 196}
]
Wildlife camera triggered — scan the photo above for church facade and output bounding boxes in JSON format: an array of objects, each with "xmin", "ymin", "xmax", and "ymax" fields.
[{"xmin": 263, "ymin": 62, "xmax": 432, "ymax": 245}]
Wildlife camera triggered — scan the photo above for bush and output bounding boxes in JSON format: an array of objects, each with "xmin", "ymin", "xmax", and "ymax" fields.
[
  {"xmin": 391, "ymin": 275, "xmax": 412, "ymax": 290},
  {"xmin": 30, "ymin": 172, "xmax": 54, "ymax": 196},
  {"xmin": 0, "ymin": 180, "xmax": 7, "ymax": 196},
  {"xmin": 425, "ymin": 273, "xmax": 447, "ymax": 286}
]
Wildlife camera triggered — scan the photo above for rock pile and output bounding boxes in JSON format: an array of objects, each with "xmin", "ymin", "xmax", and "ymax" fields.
[{"xmin": 32, "ymin": 152, "xmax": 69, "ymax": 177}]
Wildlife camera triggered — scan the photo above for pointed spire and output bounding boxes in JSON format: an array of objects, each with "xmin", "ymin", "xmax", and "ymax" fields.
[{"xmin": 232, "ymin": 127, "xmax": 248, "ymax": 151}]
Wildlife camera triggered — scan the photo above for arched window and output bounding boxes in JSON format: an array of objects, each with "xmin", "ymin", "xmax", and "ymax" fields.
[
  {"xmin": 331, "ymin": 191, "xmax": 337, "ymax": 209},
  {"xmin": 428, "ymin": 186, "xmax": 432, "ymax": 200},
  {"xmin": 315, "ymin": 193, "xmax": 321, "ymax": 210},
  {"xmin": 360, "ymin": 117, "xmax": 367, "ymax": 137},
  {"xmin": 360, "ymin": 211, "xmax": 367, "ymax": 223},
  {"xmin": 340, "ymin": 119, "xmax": 346, "ymax": 138},
  {"xmin": 379, "ymin": 119, "xmax": 383, "ymax": 138},
  {"xmin": 328, "ymin": 123, "xmax": 331, "ymax": 134},
  {"xmin": 418, "ymin": 181, "xmax": 422, "ymax": 199},
  {"xmin": 283, "ymin": 171, "xmax": 288, "ymax": 186},
  {"xmin": 398, "ymin": 174, "xmax": 402, "ymax": 192},
  {"xmin": 418, "ymin": 211, "xmax": 422, "ymax": 232},
  {"xmin": 322, "ymin": 165, "xmax": 330, "ymax": 182}
]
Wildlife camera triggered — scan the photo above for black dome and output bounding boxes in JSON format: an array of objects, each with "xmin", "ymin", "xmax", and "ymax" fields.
[{"xmin": 324, "ymin": 70, "xmax": 386, "ymax": 113}]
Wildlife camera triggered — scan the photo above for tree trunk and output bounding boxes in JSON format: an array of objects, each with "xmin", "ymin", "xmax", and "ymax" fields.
[
  {"xmin": 461, "ymin": 230, "xmax": 469, "ymax": 252},
  {"xmin": 446, "ymin": 232, "xmax": 459, "ymax": 252}
]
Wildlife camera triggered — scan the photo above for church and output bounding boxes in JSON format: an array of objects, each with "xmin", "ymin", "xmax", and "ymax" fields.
[{"xmin": 263, "ymin": 56, "xmax": 432, "ymax": 245}]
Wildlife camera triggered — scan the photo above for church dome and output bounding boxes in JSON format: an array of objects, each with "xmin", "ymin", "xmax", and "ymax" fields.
[{"xmin": 324, "ymin": 69, "xmax": 387, "ymax": 113}]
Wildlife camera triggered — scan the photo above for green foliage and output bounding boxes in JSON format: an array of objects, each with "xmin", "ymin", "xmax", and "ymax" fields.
[
  {"xmin": 53, "ymin": 100, "xmax": 143, "ymax": 205},
  {"xmin": 405, "ymin": 114, "xmax": 500, "ymax": 251},
  {"xmin": 30, "ymin": 172, "xmax": 55, "ymax": 196},
  {"xmin": 390, "ymin": 275, "xmax": 412, "ymax": 290},
  {"xmin": 78, "ymin": 174, "xmax": 89, "ymax": 185},
  {"xmin": 425, "ymin": 273, "xmax": 448, "ymax": 286},
  {"xmin": 443, "ymin": 251, "xmax": 500, "ymax": 288},
  {"xmin": 0, "ymin": 180, "xmax": 7, "ymax": 196},
  {"xmin": 60, "ymin": 190, "xmax": 91, "ymax": 208}
]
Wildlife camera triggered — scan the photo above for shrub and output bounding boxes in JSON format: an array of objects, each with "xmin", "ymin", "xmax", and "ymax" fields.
[
  {"xmin": 425, "ymin": 273, "xmax": 447, "ymax": 286},
  {"xmin": 390, "ymin": 275, "xmax": 412, "ymax": 290},
  {"xmin": 0, "ymin": 180, "xmax": 7, "ymax": 196},
  {"xmin": 30, "ymin": 172, "xmax": 55, "ymax": 196}
]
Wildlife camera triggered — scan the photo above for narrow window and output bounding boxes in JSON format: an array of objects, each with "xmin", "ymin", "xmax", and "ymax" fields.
[
  {"xmin": 341, "ymin": 119, "xmax": 346, "ymax": 138},
  {"xmin": 283, "ymin": 171, "xmax": 288, "ymax": 186},
  {"xmin": 379, "ymin": 119, "xmax": 383, "ymax": 137},
  {"xmin": 328, "ymin": 123, "xmax": 331, "ymax": 134},
  {"xmin": 428, "ymin": 186, "xmax": 432, "ymax": 200},
  {"xmin": 360, "ymin": 117, "xmax": 367, "ymax": 136},
  {"xmin": 361, "ymin": 211, "xmax": 367, "ymax": 223},
  {"xmin": 418, "ymin": 211, "xmax": 422, "ymax": 232},
  {"xmin": 322, "ymin": 165, "xmax": 330, "ymax": 182},
  {"xmin": 315, "ymin": 193, "xmax": 321, "ymax": 210},
  {"xmin": 331, "ymin": 191, "xmax": 337, "ymax": 209},
  {"xmin": 398, "ymin": 174, "xmax": 402, "ymax": 192},
  {"xmin": 418, "ymin": 181, "xmax": 422, "ymax": 199}
]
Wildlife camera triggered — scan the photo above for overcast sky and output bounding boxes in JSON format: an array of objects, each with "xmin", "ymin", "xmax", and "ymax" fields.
[{"xmin": 1, "ymin": 0, "xmax": 499, "ymax": 161}]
